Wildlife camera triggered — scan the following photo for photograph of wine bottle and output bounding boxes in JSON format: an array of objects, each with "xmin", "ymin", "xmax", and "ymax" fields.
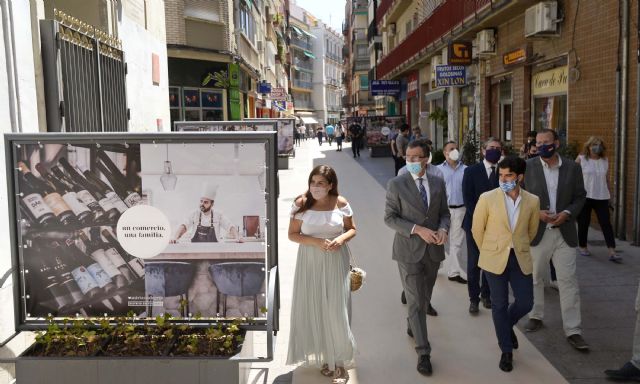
[{"xmin": 16, "ymin": 142, "xmax": 147, "ymax": 318}]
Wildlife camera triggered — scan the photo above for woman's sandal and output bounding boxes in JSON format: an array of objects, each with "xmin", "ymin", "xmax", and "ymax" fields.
[
  {"xmin": 320, "ymin": 364, "xmax": 334, "ymax": 377},
  {"xmin": 332, "ymin": 367, "xmax": 349, "ymax": 384}
]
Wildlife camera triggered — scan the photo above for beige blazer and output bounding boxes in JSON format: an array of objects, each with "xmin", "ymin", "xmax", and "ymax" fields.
[{"xmin": 471, "ymin": 188, "xmax": 540, "ymax": 275}]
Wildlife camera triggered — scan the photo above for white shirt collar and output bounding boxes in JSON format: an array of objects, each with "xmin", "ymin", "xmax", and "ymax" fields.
[
  {"xmin": 540, "ymin": 154, "xmax": 562, "ymax": 169},
  {"xmin": 410, "ymin": 171, "xmax": 427, "ymax": 181},
  {"xmin": 483, "ymin": 159, "xmax": 497, "ymax": 170}
]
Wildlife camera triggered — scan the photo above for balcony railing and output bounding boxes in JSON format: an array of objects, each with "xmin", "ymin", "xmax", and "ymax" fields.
[
  {"xmin": 377, "ymin": 0, "xmax": 492, "ymax": 79},
  {"xmin": 326, "ymin": 52, "xmax": 342, "ymax": 62},
  {"xmin": 292, "ymin": 57, "xmax": 314, "ymax": 71},
  {"xmin": 291, "ymin": 36, "xmax": 312, "ymax": 50},
  {"xmin": 292, "ymin": 79, "xmax": 313, "ymax": 90},
  {"xmin": 294, "ymin": 100, "xmax": 314, "ymax": 109},
  {"xmin": 353, "ymin": 59, "xmax": 370, "ymax": 72}
]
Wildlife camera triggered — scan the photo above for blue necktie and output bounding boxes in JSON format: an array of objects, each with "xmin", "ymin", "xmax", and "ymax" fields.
[{"xmin": 418, "ymin": 178, "xmax": 429, "ymax": 211}]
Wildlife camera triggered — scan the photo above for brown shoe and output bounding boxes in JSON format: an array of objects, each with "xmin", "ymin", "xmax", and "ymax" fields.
[{"xmin": 567, "ymin": 334, "xmax": 590, "ymax": 351}]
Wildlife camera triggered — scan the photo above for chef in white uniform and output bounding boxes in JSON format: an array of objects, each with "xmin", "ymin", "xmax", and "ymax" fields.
[{"xmin": 171, "ymin": 183, "xmax": 238, "ymax": 243}]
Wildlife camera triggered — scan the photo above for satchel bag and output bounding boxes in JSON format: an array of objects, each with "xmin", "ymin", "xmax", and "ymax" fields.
[{"xmin": 348, "ymin": 246, "xmax": 366, "ymax": 291}]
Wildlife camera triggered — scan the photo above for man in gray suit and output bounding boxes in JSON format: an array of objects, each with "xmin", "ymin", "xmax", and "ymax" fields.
[
  {"xmin": 523, "ymin": 128, "xmax": 589, "ymax": 351},
  {"xmin": 384, "ymin": 139, "xmax": 451, "ymax": 376}
]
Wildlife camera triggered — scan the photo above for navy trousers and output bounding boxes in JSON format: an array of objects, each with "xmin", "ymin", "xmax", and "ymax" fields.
[
  {"xmin": 484, "ymin": 250, "xmax": 534, "ymax": 353},
  {"xmin": 465, "ymin": 228, "xmax": 490, "ymax": 303}
]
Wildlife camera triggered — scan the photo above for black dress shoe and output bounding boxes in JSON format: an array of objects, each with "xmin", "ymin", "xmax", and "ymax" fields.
[
  {"xmin": 469, "ymin": 301, "xmax": 479, "ymax": 315},
  {"xmin": 417, "ymin": 355, "xmax": 433, "ymax": 375},
  {"xmin": 511, "ymin": 329, "xmax": 518, "ymax": 349},
  {"xmin": 448, "ymin": 275, "xmax": 468, "ymax": 284},
  {"xmin": 427, "ymin": 304, "xmax": 438, "ymax": 316},
  {"xmin": 401, "ymin": 290, "xmax": 407, "ymax": 304},
  {"xmin": 481, "ymin": 297, "xmax": 492, "ymax": 309},
  {"xmin": 605, "ymin": 362, "xmax": 640, "ymax": 380},
  {"xmin": 499, "ymin": 352, "xmax": 513, "ymax": 372}
]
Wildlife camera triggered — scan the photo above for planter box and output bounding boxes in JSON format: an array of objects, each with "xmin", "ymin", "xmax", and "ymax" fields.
[
  {"xmin": 370, "ymin": 145, "xmax": 392, "ymax": 158},
  {"xmin": 277, "ymin": 156, "xmax": 289, "ymax": 170},
  {"xmin": 16, "ymin": 331, "xmax": 254, "ymax": 384}
]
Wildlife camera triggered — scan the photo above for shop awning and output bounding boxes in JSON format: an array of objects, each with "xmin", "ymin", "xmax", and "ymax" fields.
[
  {"xmin": 291, "ymin": 25, "xmax": 304, "ymax": 37},
  {"xmin": 303, "ymin": 50, "xmax": 316, "ymax": 59},
  {"xmin": 424, "ymin": 88, "xmax": 447, "ymax": 102},
  {"xmin": 301, "ymin": 116, "xmax": 319, "ymax": 124},
  {"xmin": 300, "ymin": 28, "xmax": 316, "ymax": 39}
]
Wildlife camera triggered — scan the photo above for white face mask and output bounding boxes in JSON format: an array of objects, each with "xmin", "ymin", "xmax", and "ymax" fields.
[
  {"xmin": 309, "ymin": 186, "xmax": 329, "ymax": 200},
  {"xmin": 448, "ymin": 149, "xmax": 460, "ymax": 161}
]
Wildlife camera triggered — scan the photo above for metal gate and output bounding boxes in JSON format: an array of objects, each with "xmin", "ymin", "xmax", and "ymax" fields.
[{"xmin": 40, "ymin": 10, "xmax": 128, "ymax": 132}]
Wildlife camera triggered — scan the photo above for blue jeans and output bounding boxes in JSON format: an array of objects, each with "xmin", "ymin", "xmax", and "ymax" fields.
[{"xmin": 484, "ymin": 250, "xmax": 533, "ymax": 353}]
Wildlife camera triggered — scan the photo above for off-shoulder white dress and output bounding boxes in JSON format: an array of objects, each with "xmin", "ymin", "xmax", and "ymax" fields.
[{"xmin": 286, "ymin": 203, "xmax": 356, "ymax": 369}]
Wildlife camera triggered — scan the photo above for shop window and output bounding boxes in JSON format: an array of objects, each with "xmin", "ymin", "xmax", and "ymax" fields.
[
  {"xmin": 534, "ymin": 95, "xmax": 568, "ymax": 143},
  {"xmin": 499, "ymin": 79, "xmax": 512, "ymax": 142}
]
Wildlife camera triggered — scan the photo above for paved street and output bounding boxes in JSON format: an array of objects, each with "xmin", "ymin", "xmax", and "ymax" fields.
[{"xmin": 249, "ymin": 138, "xmax": 640, "ymax": 384}]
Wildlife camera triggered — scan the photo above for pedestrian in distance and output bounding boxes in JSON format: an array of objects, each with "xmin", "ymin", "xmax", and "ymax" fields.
[
  {"xmin": 384, "ymin": 139, "xmax": 450, "ymax": 376},
  {"xmin": 390, "ymin": 126, "xmax": 400, "ymax": 175},
  {"xmin": 317, "ymin": 127, "xmax": 324, "ymax": 146},
  {"xmin": 523, "ymin": 128, "xmax": 589, "ymax": 351},
  {"xmin": 472, "ymin": 156, "xmax": 540, "ymax": 372},
  {"xmin": 326, "ymin": 124, "xmax": 335, "ymax": 146},
  {"xmin": 348, "ymin": 121, "xmax": 364, "ymax": 158},
  {"xmin": 575, "ymin": 136, "xmax": 620, "ymax": 262},
  {"xmin": 395, "ymin": 124, "xmax": 410, "ymax": 173},
  {"xmin": 409, "ymin": 127, "xmax": 423, "ymax": 143},
  {"xmin": 335, "ymin": 123, "xmax": 344, "ymax": 151},
  {"xmin": 437, "ymin": 141, "xmax": 468, "ymax": 284},
  {"xmin": 287, "ymin": 165, "xmax": 357, "ymax": 384},
  {"xmin": 604, "ymin": 279, "xmax": 640, "ymax": 381},
  {"xmin": 462, "ymin": 137, "xmax": 502, "ymax": 315}
]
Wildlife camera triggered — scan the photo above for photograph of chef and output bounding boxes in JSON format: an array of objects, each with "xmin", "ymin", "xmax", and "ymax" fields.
[{"xmin": 170, "ymin": 183, "xmax": 239, "ymax": 243}]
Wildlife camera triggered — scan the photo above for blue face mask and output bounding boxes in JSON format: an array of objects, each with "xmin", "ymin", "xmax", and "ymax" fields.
[
  {"xmin": 406, "ymin": 161, "xmax": 423, "ymax": 176},
  {"xmin": 499, "ymin": 180, "xmax": 518, "ymax": 193},
  {"xmin": 538, "ymin": 143, "xmax": 556, "ymax": 159},
  {"xmin": 484, "ymin": 148, "xmax": 502, "ymax": 163}
]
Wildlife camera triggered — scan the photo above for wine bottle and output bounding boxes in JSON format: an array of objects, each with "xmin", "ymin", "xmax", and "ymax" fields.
[
  {"xmin": 48, "ymin": 242, "xmax": 85, "ymax": 305},
  {"xmin": 19, "ymin": 174, "xmax": 57, "ymax": 227},
  {"xmin": 101, "ymin": 228, "xmax": 145, "ymax": 278},
  {"xmin": 97, "ymin": 150, "xmax": 143, "ymax": 196},
  {"xmin": 78, "ymin": 231, "xmax": 127, "ymax": 289},
  {"xmin": 50, "ymin": 165, "xmax": 105, "ymax": 221},
  {"xmin": 89, "ymin": 227, "xmax": 136, "ymax": 284},
  {"xmin": 58, "ymin": 158, "xmax": 123, "ymax": 219},
  {"xmin": 36, "ymin": 163, "xmax": 93, "ymax": 225},
  {"xmin": 83, "ymin": 170, "xmax": 129, "ymax": 213},
  {"xmin": 27, "ymin": 244, "xmax": 71, "ymax": 310},
  {"xmin": 66, "ymin": 237, "xmax": 116, "ymax": 293},
  {"xmin": 19, "ymin": 162, "xmax": 76, "ymax": 226},
  {"xmin": 95, "ymin": 161, "xmax": 142, "ymax": 208},
  {"xmin": 61, "ymin": 238, "xmax": 103, "ymax": 298}
]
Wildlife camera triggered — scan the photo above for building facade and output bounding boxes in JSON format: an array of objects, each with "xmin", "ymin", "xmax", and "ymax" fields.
[
  {"xmin": 375, "ymin": 0, "xmax": 640, "ymax": 241},
  {"xmin": 312, "ymin": 23, "xmax": 345, "ymax": 125}
]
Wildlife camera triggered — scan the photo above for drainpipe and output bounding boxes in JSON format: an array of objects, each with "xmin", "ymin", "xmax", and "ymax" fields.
[
  {"xmin": 1, "ymin": 0, "xmax": 21, "ymax": 132},
  {"xmin": 615, "ymin": 0, "xmax": 629, "ymax": 240},
  {"xmin": 634, "ymin": 0, "xmax": 640, "ymax": 244}
]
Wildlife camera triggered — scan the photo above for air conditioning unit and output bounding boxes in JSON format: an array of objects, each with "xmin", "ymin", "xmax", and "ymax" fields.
[
  {"xmin": 525, "ymin": 1, "xmax": 558, "ymax": 37},
  {"xmin": 476, "ymin": 29, "xmax": 496, "ymax": 55}
]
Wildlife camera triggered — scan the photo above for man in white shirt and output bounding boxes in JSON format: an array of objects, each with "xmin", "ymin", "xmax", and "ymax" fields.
[
  {"xmin": 437, "ymin": 141, "xmax": 467, "ymax": 283},
  {"xmin": 171, "ymin": 183, "xmax": 238, "ymax": 243},
  {"xmin": 522, "ymin": 129, "xmax": 589, "ymax": 351}
]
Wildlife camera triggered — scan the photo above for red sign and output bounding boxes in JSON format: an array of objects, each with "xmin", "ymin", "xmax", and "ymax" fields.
[{"xmin": 407, "ymin": 72, "xmax": 418, "ymax": 99}]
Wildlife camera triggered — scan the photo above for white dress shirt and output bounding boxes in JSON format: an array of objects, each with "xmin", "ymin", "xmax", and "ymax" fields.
[
  {"xmin": 409, "ymin": 172, "xmax": 430, "ymax": 235},
  {"xmin": 483, "ymin": 159, "xmax": 498, "ymax": 179},
  {"xmin": 503, "ymin": 191, "xmax": 522, "ymax": 232},
  {"xmin": 540, "ymin": 155, "xmax": 562, "ymax": 213}
]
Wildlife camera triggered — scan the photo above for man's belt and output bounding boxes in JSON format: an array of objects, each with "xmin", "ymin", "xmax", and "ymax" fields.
[{"xmin": 449, "ymin": 204, "xmax": 465, "ymax": 209}]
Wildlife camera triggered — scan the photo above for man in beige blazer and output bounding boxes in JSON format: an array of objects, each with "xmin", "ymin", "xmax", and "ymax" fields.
[{"xmin": 472, "ymin": 156, "xmax": 540, "ymax": 372}]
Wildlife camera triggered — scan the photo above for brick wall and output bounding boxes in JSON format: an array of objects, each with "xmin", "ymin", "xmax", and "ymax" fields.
[
  {"xmin": 164, "ymin": 0, "xmax": 186, "ymax": 45},
  {"xmin": 481, "ymin": 0, "xmax": 639, "ymax": 239}
]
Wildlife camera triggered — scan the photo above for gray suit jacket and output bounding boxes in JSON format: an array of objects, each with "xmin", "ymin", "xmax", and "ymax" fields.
[
  {"xmin": 384, "ymin": 172, "xmax": 451, "ymax": 263},
  {"xmin": 524, "ymin": 156, "xmax": 587, "ymax": 247}
]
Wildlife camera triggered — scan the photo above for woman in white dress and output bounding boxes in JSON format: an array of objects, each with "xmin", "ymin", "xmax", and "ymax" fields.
[{"xmin": 287, "ymin": 165, "xmax": 357, "ymax": 384}]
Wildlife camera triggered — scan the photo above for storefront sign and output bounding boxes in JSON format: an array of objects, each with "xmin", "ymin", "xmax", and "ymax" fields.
[
  {"xmin": 370, "ymin": 80, "xmax": 401, "ymax": 96},
  {"xmin": 435, "ymin": 65, "xmax": 467, "ymax": 87},
  {"xmin": 448, "ymin": 41, "xmax": 473, "ymax": 65},
  {"xmin": 273, "ymin": 100, "xmax": 287, "ymax": 111},
  {"xmin": 407, "ymin": 72, "xmax": 419, "ymax": 98},
  {"xmin": 532, "ymin": 66, "xmax": 568, "ymax": 96},
  {"xmin": 503, "ymin": 48, "xmax": 527, "ymax": 66},
  {"xmin": 270, "ymin": 87, "xmax": 287, "ymax": 101},
  {"xmin": 258, "ymin": 82, "xmax": 272, "ymax": 95}
]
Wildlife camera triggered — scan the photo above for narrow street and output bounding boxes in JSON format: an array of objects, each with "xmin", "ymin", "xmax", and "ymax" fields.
[{"xmin": 248, "ymin": 139, "xmax": 640, "ymax": 383}]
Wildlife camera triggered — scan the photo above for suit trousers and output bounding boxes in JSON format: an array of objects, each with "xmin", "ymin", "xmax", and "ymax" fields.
[
  {"xmin": 530, "ymin": 228, "xmax": 582, "ymax": 336},
  {"xmin": 397, "ymin": 254, "xmax": 440, "ymax": 356},
  {"xmin": 632, "ymin": 279, "xmax": 640, "ymax": 368},
  {"xmin": 444, "ymin": 207, "xmax": 467, "ymax": 279},
  {"xmin": 485, "ymin": 251, "xmax": 533, "ymax": 353},
  {"xmin": 465, "ymin": 228, "xmax": 490, "ymax": 303}
]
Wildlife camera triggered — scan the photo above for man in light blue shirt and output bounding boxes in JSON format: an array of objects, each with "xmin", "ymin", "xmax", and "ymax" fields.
[
  {"xmin": 325, "ymin": 124, "xmax": 335, "ymax": 146},
  {"xmin": 437, "ymin": 141, "xmax": 467, "ymax": 283}
]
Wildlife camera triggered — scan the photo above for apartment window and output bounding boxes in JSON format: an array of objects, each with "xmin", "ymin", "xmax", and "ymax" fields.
[
  {"xmin": 184, "ymin": 0, "xmax": 220, "ymax": 22},
  {"xmin": 360, "ymin": 74, "xmax": 368, "ymax": 90},
  {"xmin": 357, "ymin": 44, "xmax": 367, "ymax": 57},
  {"xmin": 240, "ymin": 4, "xmax": 256, "ymax": 44}
]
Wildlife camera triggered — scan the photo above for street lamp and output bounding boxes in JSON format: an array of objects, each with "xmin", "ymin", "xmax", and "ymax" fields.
[{"xmin": 160, "ymin": 144, "xmax": 177, "ymax": 191}]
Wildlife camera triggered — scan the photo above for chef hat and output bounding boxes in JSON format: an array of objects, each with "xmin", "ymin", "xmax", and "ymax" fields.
[{"xmin": 201, "ymin": 183, "xmax": 219, "ymax": 201}]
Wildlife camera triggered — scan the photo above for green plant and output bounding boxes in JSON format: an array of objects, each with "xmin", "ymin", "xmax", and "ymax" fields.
[
  {"xmin": 202, "ymin": 70, "xmax": 230, "ymax": 89},
  {"xmin": 461, "ymin": 129, "xmax": 479, "ymax": 165},
  {"xmin": 431, "ymin": 149, "xmax": 445, "ymax": 165},
  {"xmin": 559, "ymin": 140, "xmax": 580, "ymax": 160},
  {"xmin": 428, "ymin": 107, "xmax": 448, "ymax": 128}
]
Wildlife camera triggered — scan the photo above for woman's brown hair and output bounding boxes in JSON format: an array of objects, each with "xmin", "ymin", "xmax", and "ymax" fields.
[
  {"xmin": 296, "ymin": 165, "xmax": 339, "ymax": 214},
  {"xmin": 581, "ymin": 136, "xmax": 607, "ymax": 159}
]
